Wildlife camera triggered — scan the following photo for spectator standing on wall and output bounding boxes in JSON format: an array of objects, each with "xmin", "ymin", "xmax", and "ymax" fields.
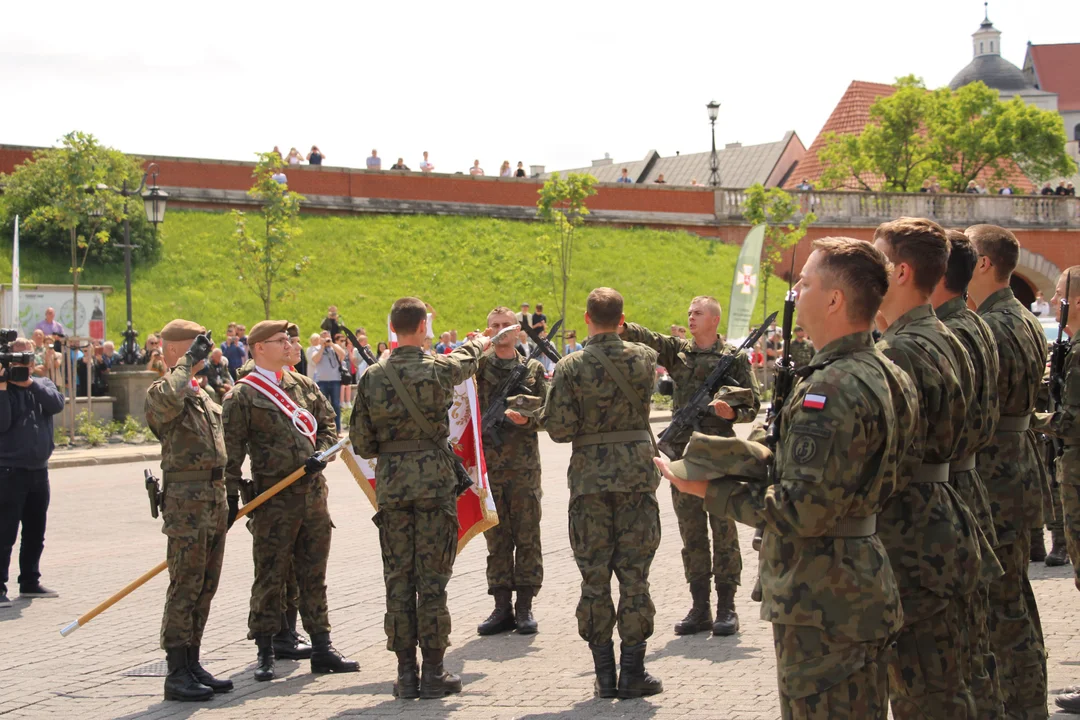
[
  {"xmin": 272, "ymin": 146, "xmax": 283, "ymax": 160},
  {"xmin": 795, "ymin": 178, "xmax": 813, "ymax": 191},
  {"xmin": 515, "ymin": 162, "xmax": 526, "ymax": 178},
  {"xmin": 654, "ymin": 174, "xmax": 667, "ymax": 184},
  {"xmin": 616, "ymin": 168, "xmax": 632, "ymax": 183},
  {"xmin": 367, "ymin": 150, "xmax": 381, "ymax": 170},
  {"xmin": 307, "ymin": 146, "xmax": 325, "ymax": 165},
  {"xmin": 420, "ymin": 151, "xmax": 434, "ymax": 173},
  {"xmin": 390, "ymin": 158, "xmax": 409, "ymax": 171},
  {"xmin": 470, "ymin": 160, "xmax": 485, "ymax": 176},
  {"xmin": 499, "ymin": 161, "xmax": 512, "ymax": 177},
  {"xmin": 286, "ymin": 148, "xmax": 304, "ymax": 165}
]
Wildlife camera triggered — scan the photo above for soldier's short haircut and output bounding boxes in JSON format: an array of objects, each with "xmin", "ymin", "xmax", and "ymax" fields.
[
  {"xmin": 811, "ymin": 237, "xmax": 891, "ymax": 325},
  {"xmin": 943, "ymin": 229, "xmax": 978, "ymax": 294},
  {"xmin": 966, "ymin": 224, "xmax": 1019, "ymax": 281},
  {"xmin": 690, "ymin": 295, "xmax": 722, "ymax": 316},
  {"xmin": 874, "ymin": 217, "xmax": 949, "ymax": 295},
  {"xmin": 587, "ymin": 287, "xmax": 624, "ymax": 328},
  {"xmin": 488, "ymin": 306, "xmax": 514, "ymax": 319},
  {"xmin": 390, "ymin": 297, "xmax": 428, "ymax": 335},
  {"xmin": 1064, "ymin": 265, "xmax": 1080, "ymax": 301}
]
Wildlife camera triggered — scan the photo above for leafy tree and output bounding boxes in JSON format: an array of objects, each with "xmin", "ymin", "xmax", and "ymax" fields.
[
  {"xmin": 818, "ymin": 76, "xmax": 936, "ymax": 192},
  {"xmin": 536, "ymin": 172, "xmax": 597, "ymax": 350},
  {"xmin": 233, "ymin": 152, "xmax": 308, "ymax": 320},
  {"xmin": 0, "ymin": 132, "xmax": 161, "ymax": 263}
]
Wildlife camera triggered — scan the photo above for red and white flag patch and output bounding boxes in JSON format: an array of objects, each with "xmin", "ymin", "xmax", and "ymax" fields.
[{"xmin": 802, "ymin": 393, "xmax": 827, "ymax": 411}]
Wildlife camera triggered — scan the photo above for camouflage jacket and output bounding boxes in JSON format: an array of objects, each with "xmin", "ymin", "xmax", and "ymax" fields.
[
  {"xmin": 145, "ymin": 355, "xmax": 228, "ymax": 476},
  {"xmin": 877, "ymin": 304, "xmax": 982, "ymax": 622},
  {"xmin": 936, "ymin": 296, "xmax": 1001, "ymax": 461},
  {"xmin": 222, "ymin": 368, "xmax": 337, "ymax": 494},
  {"xmin": 1043, "ymin": 341, "xmax": 1080, "ymax": 489},
  {"xmin": 703, "ymin": 331, "xmax": 917, "ymax": 642},
  {"xmin": 542, "ymin": 332, "xmax": 660, "ymax": 499},
  {"xmin": 787, "ymin": 338, "xmax": 815, "ymax": 369},
  {"xmin": 622, "ymin": 323, "xmax": 759, "ymax": 448},
  {"xmin": 350, "ymin": 340, "xmax": 486, "ymax": 505},
  {"xmin": 977, "ymin": 287, "xmax": 1049, "ymax": 542},
  {"xmin": 476, "ymin": 351, "xmax": 548, "ymax": 474}
]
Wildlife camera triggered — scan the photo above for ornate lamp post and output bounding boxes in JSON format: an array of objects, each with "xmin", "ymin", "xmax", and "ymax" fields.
[{"xmin": 707, "ymin": 100, "xmax": 721, "ymax": 187}]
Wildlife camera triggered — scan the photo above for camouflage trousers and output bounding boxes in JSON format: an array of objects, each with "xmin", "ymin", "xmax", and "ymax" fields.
[
  {"xmin": 568, "ymin": 491, "xmax": 660, "ymax": 647},
  {"xmin": 485, "ymin": 468, "xmax": 543, "ymax": 593},
  {"xmin": 1042, "ymin": 438, "xmax": 1064, "ymax": 537},
  {"xmin": 248, "ymin": 481, "xmax": 333, "ymax": 638},
  {"xmin": 671, "ymin": 484, "xmax": 741, "ymax": 586},
  {"xmin": 958, "ymin": 584, "xmax": 1006, "ymax": 719},
  {"xmin": 987, "ymin": 532, "xmax": 1048, "ymax": 720},
  {"xmin": 1061, "ymin": 482, "xmax": 1080, "ymax": 592},
  {"xmin": 160, "ymin": 480, "xmax": 228, "ymax": 650},
  {"xmin": 374, "ymin": 495, "xmax": 458, "ymax": 651},
  {"xmin": 772, "ymin": 623, "xmax": 891, "ymax": 720},
  {"xmin": 888, "ymin": 597, "xmax": 978, "ymax": 719},
  {"xmin": 246, "ymin": 517, "xmax": 300, "ymax": 615}
]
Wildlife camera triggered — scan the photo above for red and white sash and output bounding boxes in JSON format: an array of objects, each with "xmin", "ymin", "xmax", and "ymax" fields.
[{"xmin": 237, "ymin": 372, "xmax": 317, "ymax": 446}]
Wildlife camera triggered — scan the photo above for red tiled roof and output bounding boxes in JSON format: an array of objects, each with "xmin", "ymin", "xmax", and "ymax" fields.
[
  {"xmin": 1028, "ymin": 43, "xmax": 1080, "ymax": 112},
  {"xmin": 787, "ymin": 80, "xmax": 1034, "ymax": 193}
]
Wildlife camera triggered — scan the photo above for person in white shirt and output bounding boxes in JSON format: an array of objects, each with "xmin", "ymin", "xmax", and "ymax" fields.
[
  {"xmin": 286, "ymin": 147, "xmax": 304, "ymax": 165},
  {"xmin": 304, "ymin": 334, "xmax": 321, "ymax": 378},
  {"xmin": 1030, "ymin": 291, "xmax": 1051, "ymax": 317},
  {"xmin": 420, "ymin": 151, "xmax": 434, "ymax": 173},
  {"xmin": 470, "ymin": 160, "xmax": 484, "ymax": 176}
]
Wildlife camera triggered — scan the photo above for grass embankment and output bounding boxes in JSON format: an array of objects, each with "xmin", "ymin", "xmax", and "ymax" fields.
[{"xmin": 0, "ymin": 211, "xmax": 781, "ymax": 342}]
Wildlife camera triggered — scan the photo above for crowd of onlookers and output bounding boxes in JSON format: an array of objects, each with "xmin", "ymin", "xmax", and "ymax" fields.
[{"xmin": 266, "ymin": 146, "xmax": 534, "ymax": 179}]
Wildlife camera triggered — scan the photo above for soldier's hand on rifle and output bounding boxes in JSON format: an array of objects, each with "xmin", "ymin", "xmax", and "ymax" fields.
[
  {"xmin": 227, "ymin": 495, "xmax": 239, "ymax": 527},
  {"xmin": 304, "ymin": 453, "xmax": 328, "ymax": 475},
  {"xmin": 710, "ymin": 399, "xmax": 736, "ymax": 420},
  {"xmin": 504, "ymin": 410, "xmax": 528, "ymax": 426}
]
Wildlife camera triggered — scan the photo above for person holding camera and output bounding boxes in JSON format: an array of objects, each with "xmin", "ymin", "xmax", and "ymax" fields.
[
  {"xmin": 311, "ymin": 330, "xmax": 346, "ymax": 432},
  {"xmin": 0, "ymin": 337, "xmax": 65, "ymax": 608},
  {"xmin": 144, "ymin": 320, "xmax": 232, "ymax": 701}
]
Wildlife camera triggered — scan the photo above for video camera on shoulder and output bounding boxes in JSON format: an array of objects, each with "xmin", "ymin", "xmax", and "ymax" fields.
[{"xmin": 0, "ymin": 329, "xmax": 35, "ymax": 383}]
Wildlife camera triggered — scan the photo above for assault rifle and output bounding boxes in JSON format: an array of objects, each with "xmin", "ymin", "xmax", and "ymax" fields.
[
  {"xmin": 1047, "ymin": 272, "xmax": 1071, "ymax": 464},
  {"xmin": 480, "ymin": 362, "xmax": 532, "ymax": 447},
  {"xmin": 523, "ymin": 319, "xmax": 563, "ymax": 366},
  {"xmin": 656, "ymin": 311, "xmax": 778, "ymax": 460}
]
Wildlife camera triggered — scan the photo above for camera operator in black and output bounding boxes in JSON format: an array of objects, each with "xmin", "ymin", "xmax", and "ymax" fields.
[{"xmin": 0, "ymin": 335, "xmax": 66, "ymax": 607}]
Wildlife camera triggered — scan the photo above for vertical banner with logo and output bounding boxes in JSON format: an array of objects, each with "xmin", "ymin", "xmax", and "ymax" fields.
[{"xmin": 725, "ymin": 224, "xmax": 766, "ymax": 341}]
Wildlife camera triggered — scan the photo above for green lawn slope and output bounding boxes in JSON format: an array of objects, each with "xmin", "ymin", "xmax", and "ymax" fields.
[{"xmin": 0, "ymin": 210, "xmax": 782, "ymax": 344}]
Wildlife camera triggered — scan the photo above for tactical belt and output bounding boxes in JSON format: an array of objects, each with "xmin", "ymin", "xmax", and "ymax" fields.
[
  {"xmin": 951, "ymin": 456, "xmax": 977, "ymax": 472},
  {"xmin": 821, "ymin": 514, "xmax": 877, "ymax": 537},
  {"xmin": 379, "ymin": 438, "xmax": 443, "ymax": 454},
  {"xmin": 163, "ymin": 467, "xmax": 224, "ymax": 483},
  {"xmin": 997, "ymin": 415, "xmax": 1030, "ymax": 432},
  {"xmin": 573, "ymin": 430, "xmax": 654, "ymax": 450},
  {"xmin": 914, "ymin": 462, "xmax": 950, "ymax": 483}
]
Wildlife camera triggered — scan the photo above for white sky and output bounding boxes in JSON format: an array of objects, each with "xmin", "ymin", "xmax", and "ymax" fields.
[{"xmin": 0, "ymin": 1, "xmax": 1067, "ymax": 175}]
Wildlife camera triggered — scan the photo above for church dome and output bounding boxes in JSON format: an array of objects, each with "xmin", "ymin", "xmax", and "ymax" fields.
[{"xmin": 949, "ymin": 53, "xmax": 1034, "ymax": 92}]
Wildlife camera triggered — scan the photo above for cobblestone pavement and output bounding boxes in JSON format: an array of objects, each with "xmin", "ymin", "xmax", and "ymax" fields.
[{"xmin": 2, "ymin": 422, "xmax": 1078, "ymax": 719}]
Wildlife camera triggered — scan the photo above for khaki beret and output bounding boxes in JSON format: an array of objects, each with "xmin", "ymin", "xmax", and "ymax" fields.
[
  {"xmin": 286, "ymin": 322, "xmax": 299, "ymax": 338},
  {"xmin": 668, "ymin": 432, "xmax": 772, "ymax": 482},
  {"xmin": 248, "ymin": 320, "xmax": 290, "ymax": 345},
  {"xmin": 160, "ymin": 319, "xmax": 205, "ymax": 342}
]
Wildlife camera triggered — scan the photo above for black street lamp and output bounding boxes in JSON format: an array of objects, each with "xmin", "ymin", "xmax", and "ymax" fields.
[
  {"xmin": 707, "ymin": 100, "xmax": 721, "ymax": 187},
  {"xmin": 92, "ymin": 163, "xmax": 168, "ymax": 364}
]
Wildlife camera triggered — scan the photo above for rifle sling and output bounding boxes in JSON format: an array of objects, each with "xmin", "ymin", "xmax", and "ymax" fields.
[{"xmin": 582, "ymin": 344, "xmax": 658, "ymax": 457}]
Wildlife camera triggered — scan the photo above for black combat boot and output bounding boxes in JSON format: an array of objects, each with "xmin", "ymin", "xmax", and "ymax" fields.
[
  {"xmin": 589, "ymin": 641, "xmax": 617, "ymax": 698},
  {"xmin": 163, "ymin": 646, "xmax": 213, "ymax": 701},
  {"xmin": 274, "ymin": 609, "xmax": 313, "ymax": 659},
  {"xmin": 616, "ymin": 643, "xmax": 663, "ymax": 699},
  {"xmin": 419, "ymin": 647, "xmax": 462, "ymax": 699},
  {"xmin": 673, "ymin": 579, "xmax": 713, "ymax": 635},
  {"xmin": 310, "ymin": 632, "xmax": 359, "ymax": 674},
  {"xmin": 477, "ymin": 588, "xmax": 516, "ymax": 635},
  {"xmin": 1031, "ymin": 529, "xmax": 1047, "ymax": 562},
  {"xmin": 187, "ymin": 645, "xmax": 233, "ymax": 693},
  {"xmin": 253, "ymin": 634, "xmax": 275, "ymax": 682},
  {"xmin": 1057, "ymin": 688, "xmax": 1080, "ymax": 714},
  {"xmin": 712, "ymin": 582, "xmax": 740, "ymax": 636},
  {"xmin": 1047, "ymin": 532, "xmax": 1070, "ymax": 567},
  {"xmin": 515, "ymin": 588, "xmax": 538, "ymax": 635},
  {"xmin": 393, "ymin": 648, "xmax": 420, "ymax": 699}
]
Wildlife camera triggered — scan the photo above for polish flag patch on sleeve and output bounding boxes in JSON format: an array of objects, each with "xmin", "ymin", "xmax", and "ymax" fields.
[{"xmin": 802, "ymin": 393, "xmax": 827, "ymax": 410}]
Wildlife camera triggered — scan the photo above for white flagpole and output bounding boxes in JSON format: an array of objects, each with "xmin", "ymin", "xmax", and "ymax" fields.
[{"xmin": 12, "ymin": 215, "xmax": 19, "ymax": 334}]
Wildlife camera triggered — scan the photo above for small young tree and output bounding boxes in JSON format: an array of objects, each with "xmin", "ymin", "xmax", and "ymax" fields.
[
  {"xmin": 536, "ymin": 172, "xmax": 597, "ymax": 350},
  {"xmin": 233, "ymin": 153, "xmax": 309, "ymax": 320},
  {"xmin": 742, "ymin": 184, "xmax": 815, "ymax": 387}
]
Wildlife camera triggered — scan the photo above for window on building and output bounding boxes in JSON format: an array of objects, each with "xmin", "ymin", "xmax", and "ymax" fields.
[
  {"xmin": 980, "ymin": 41, "xmax": 984, "ymax": 53},
  {"xmin": 1074, "ymin": 123, "xmax": 1080, "ymax": 141},
  {"xmin": 990, "ymin": 41, "xmax": 994, "ymax": 52}
]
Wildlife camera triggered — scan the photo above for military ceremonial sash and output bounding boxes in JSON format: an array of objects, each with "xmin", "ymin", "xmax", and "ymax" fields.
[{"xmin": 236, "ymin": 372, "xmax": 317, "ymax": 447}]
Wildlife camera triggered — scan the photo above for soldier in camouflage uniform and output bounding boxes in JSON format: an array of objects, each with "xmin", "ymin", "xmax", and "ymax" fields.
[
  {"xmin": 146, "ymin": 319, "xmax": 232, "ymax": 701},
  {"xmin": 621, "ymin": 295, "xmax": 759, "ymax": 637},
  {"xmin": 475, "ymin": 306, "xmax": 549, "ymax": 636},
  {"xmin": 223, "ymin": 320, "xmax": 357, "ymax": 682},
  {"xmin": 657, "ymin": 238, "xmax": 919, "ymax": 719},
  {"xmin": 787, "ymin": 326, "xmax": 814, "ymax": 369},
  {"xmin": 874, "ymin": 219, "xmax": 989, "ymax": 719},
  {"xmin": 543, "ymin": 287, "xmax": 664, "ymax": 700},
  {"xmin": 234, "ymin": 323, "xmax": 311, "ymax": 661},
  {"xmin": 1034, "ymin": 378, "xmax": 1068, "ymax": 566},
  {"xmin": 967, "ymin": 224, "xmax": 1050, "ymax": 719},
  {"xmin": 350, "ymin": 298, "xmax": 493, "ymax": 699},
  {"xmin": 930, "ymin": 229, "xmax": 1006, "ymax": 717},
  {"xmin": 1034, "ymin": 266, "xmax": 1080, "ymax": 714}
]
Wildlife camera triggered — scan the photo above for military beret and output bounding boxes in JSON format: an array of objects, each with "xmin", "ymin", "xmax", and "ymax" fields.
[
  {"xmin": 247, "ymin": 320, "xmax": 290, "ymax": 345},
  {"xmin": 286, "ymin": 322, "xmax": 299, "ymax": 338},
  {"xmin": 668, "ymin": 432, "xmax": 772, "ymax": 482},
  {"xmin": 160, "ymin": 319, "xmax": 205, "ymax": 342}
]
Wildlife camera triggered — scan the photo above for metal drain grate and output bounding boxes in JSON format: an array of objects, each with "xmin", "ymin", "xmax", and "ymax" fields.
[{"xmin": 121, "ymin": 658, "xmax": 224, "ymax": 677}]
